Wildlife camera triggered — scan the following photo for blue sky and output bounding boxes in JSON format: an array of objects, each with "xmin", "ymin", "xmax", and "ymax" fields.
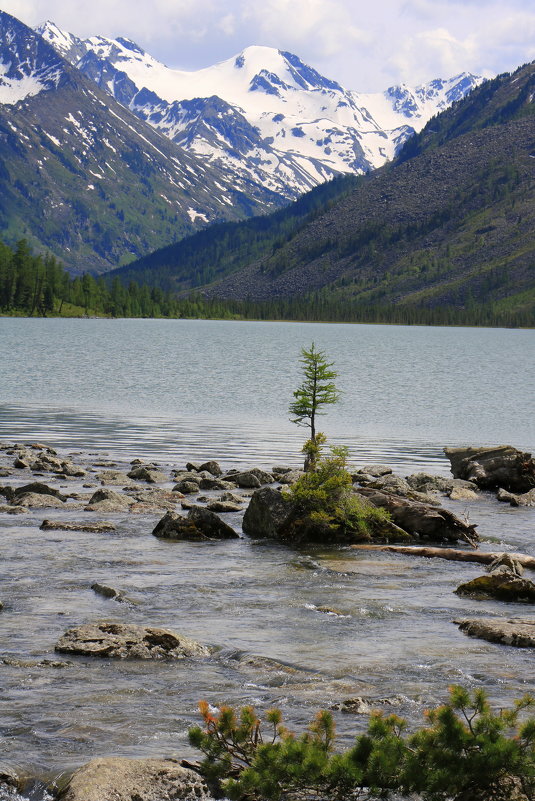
[{"xmin": 5, "ymin": 0, "xmax": 535, "ymax": 90}]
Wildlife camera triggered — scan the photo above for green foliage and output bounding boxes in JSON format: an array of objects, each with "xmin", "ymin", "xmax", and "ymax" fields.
[
  {"xmin": 289, "ymin": 343, "xmax": 340, "ymax": 451},
  {"xmin": 189, "ymin": 687, "xmax": 535, "ymax": 801},
  {"xmin": 283, "ymin": 446, "xmax": 392, "ymax": 542}
]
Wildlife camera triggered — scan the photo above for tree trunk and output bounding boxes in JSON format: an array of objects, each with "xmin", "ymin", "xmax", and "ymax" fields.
[{"xmin": 350, "ymin": 544, "xmax": 535, "ymax": 571}]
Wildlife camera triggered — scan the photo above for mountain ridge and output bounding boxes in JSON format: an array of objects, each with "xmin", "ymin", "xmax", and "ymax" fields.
[{"xmin": 38, "ymin": 20, "xmax": 484, "ymax": 198}]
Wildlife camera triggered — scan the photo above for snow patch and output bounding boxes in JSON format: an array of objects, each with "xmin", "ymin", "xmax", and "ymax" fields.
[{"xmin": 187, "ymin": 208, "xmax": 208, "ymax": 223}]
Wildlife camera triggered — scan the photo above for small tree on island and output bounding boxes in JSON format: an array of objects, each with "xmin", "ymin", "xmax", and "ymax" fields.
[{"xmin": 289, "ymin": 343, "xmax": 340, "ymax": 470}]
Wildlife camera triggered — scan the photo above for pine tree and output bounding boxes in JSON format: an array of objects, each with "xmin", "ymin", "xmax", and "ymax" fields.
[{"xmin": 289, "ymin": 343, "xmax": 340, "ymax": 468}]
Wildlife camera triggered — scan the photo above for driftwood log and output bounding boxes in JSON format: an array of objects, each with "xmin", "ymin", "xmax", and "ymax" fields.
[{"xmin": 350, "ymin": 544, "xmax": 535, "ymax": 571}]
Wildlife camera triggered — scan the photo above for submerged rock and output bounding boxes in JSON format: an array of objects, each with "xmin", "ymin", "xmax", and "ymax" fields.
[
  {"xmin": 455, "ymin": 617, "xmax": 535, "ymax": 648},
  {"xmin": 55, "ymin": 621, "xmax": 210, "ymax": 659},
  {"xmin": 58, "ymin": 757, "xmax": 212, "ymax": 801},
  {"xmin": 40, "ymin": 520, "xmax": 116, "ymax": 532},
  {"xmin": 445, "ymin": 445, "xmax": 535, "ymax": 493},
  {"xmin": 496, "ymin": 487, "xmax": 535, "ymax": 507}
]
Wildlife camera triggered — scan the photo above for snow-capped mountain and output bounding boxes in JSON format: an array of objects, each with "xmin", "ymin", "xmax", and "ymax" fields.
[
  {"xmin": 0, "ymin": 10, "xmax": 286, "ymax": 273},
  {"xmin": 38, "ymin": 21, "xmax": 484, "ymax": 198}
]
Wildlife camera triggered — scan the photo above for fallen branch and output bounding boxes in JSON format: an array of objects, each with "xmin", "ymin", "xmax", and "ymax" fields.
[{"xmin": 350, "ymin": 544, "xmax": 535, "ymax": 571}]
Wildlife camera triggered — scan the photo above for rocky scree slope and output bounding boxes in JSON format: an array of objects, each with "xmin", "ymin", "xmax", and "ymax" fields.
[{"xmin": 117, "ymin": 61, "xmax": 534, "ymax": 315}]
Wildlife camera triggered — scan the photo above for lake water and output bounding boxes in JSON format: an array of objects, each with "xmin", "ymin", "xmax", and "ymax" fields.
[{"xmin": 0, "ymin": 318, "xmax": 534, "ymax": 794}]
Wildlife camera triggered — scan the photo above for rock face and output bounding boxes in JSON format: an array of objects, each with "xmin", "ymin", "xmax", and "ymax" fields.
[
  {"xmin": 55, "ymin": 621, "xmax": 210, "ymax": 659},
  {"xmin": 355, "ymin": 488, "xmax": 479, "ymax": 546},
  {"xmin": 58, "ymin": 757, "xmax": 212, "ymax": 801},
  {"xmin": 445, "ymin": 445, "xmax": 535, "ymax": 492},
  {"xmin": 455, "ymin": 618, "xmax": 535, "ymax": 648}
]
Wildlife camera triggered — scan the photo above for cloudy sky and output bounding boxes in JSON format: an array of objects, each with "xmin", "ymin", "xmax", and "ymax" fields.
[{"xmin": 5, "ymin": 0, "xmax": 535, "ymax": 90}]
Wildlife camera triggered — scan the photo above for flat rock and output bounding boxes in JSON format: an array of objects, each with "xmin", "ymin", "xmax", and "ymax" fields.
[
  {"xmin": 173, "ymin": 479, "xmax": 200, "ymax": 494},
  {"xmin": 277, "ymin": 469, "xmax": 305, "ymax": 485},
  {"xmin": 406, "ymin": 473, "xmax": 453, "ymax": 493},
  {"xmin": 456, "ymin": 573, "xmax": 535, "ymax": 602},
  {"xmin": 496, "ymin": 488, "xmax": 535, "ymax": 507},
  {"xmin": 55, "ymin": 621, "xmax": 210, "ymax": 659},
  {"xmin": 206, "ymin": 500, "xmax": 243, "ymax": 512},
  {"xmin": 359, "ymin": 464, "xmax": 393, "ymax": 477},
  {"xmin": 58, "ymin": 757, "xmax": 212, "ymax": 801},
  {"xmin": 40, "ymin": 520, "xmax": 116, "ymax": 532},
  {"xmin": 455, "ymin": 617, "xmax": 535, "ymax": 647}
]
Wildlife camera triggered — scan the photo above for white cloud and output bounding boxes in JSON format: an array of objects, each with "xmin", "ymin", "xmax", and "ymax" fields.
[{"xmin": 3, "ymin": 0, "xmax": 535, "ymax": 91}]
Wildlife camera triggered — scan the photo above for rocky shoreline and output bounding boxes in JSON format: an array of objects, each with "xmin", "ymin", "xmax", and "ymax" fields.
[{"xmin": 1, "ymin": 440, "xmax": 534, "ymax": 800}]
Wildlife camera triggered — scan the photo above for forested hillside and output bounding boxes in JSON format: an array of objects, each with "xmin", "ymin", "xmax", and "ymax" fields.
[{"xmin": 115, "ymin": 61, "xmax": 535, "ymax": 326}]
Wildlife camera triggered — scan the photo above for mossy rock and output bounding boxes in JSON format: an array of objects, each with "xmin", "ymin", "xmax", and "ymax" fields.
[{"xmin": 455, "ymin": 573, "xmax": 535, "ymax": 602}]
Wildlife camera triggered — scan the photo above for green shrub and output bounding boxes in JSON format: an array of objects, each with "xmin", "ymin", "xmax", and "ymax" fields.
[
  {"xmin": 188, "ymin": 686, "xmax": 535, "ymax": 800},
  {"xmin": 282, "ymin": 445, "xmax": 391, "ymax": 541}
]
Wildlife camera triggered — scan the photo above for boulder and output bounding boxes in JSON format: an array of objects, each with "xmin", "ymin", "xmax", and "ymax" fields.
[
  {"xmin": 358, "ymin": 464, "xmax": 393, "ymax": 477},
  {"xmin": 198, "ymin": 460, "xmax": 223, "ymax": 476},
  {"xmin": 55, "ymin": 621, "xmax": 210, "ymax": 659},
  {"xmin": 152, "ymin": 511, "xmax": 211, "ymax": 540},
  {"xmin": 198, "ymin": 477, "xmax": 235, "ymax": 491},
  {"xmin": 367, "ymin": 474, "xmax": 412, "ymax": 495},
  {"xmin": 127, "ymin": 465, "xmax": 167, "ymax": 483},
  {"xmin": 97, "ymin": 470, "xmax": 134, "ymax": 485},
  {"xmin": 12, "ymin": 481, "xmax": 67, "ymax": 501},
  {"xmin": 277, "ymin": 469, "xmax": 305, "ymax": 485},
  {"xmin": 247, "ymin": 467, "xmax": 275, "ymax": 484},
  {"xmin": 85, "ymin": 488, "xmax": 133, "ymax": 512},
  {"xmin": 185, "ymin": 461, "xmax": 202, "ymax": 472},
  {"xmin": 174, "ymin": 480, "xmax": 200, "ymax": 494},
  {"xmin": 0, "ymin": 504, "xmax": 25, "ymax": 514},
  {"xmin": 455, "ymin": 553, "xmax": 535, "ymax": 602},
  {"xmin": 406, "ymin": 473, "xmax": 454, "ymax": 493},
  {"xmin": 449, "ymin": 486, "xmax": 479, "ymax": 501},
  {"xmin": 40, "ymin": 520, "xmax": 116, "ymax": 533},
  {"xmin": 496, "ymin": 488, "xmax": 535, "ymax": 507},
  {"xmin": 14, "ymin": 492, "xmax": 66, "ymax": 508},
  {"xmin": 445, "ymin": 445, "xmax": 535, "ymax": 493},
  {"xmin": 455, "ymin": 618, "xmax": 535, "ymax": 648},
  {"xmin": 272, "ymin": 465, "xmax": 292, "ymax": 475},
  {"xmin": 455, "ymin": 574, "xmax": 535, "ymax": 602},
  {"xmin": 13, "ymin": 457, "xmax": 30, "ymax": 468},
  {"xmin": 57, "ymin": 757, "xmax": 212, "ymax": 801},
  {"xmin": 355, "ymin": 488, "xmax": 479, "ymax": 546},
  {"xmin": 187, "ymin": 505, "xmax": 239, "ymax": 539},
  {"xmin": 223, "ymin": 471, "xmax": 261, "ymax": 488},
  {"xmin": 207, "ymin": 500, "xmax": 242, "ymax": 513},
  {"xmin": 242, "ymin": 487, "xmax": 294, "ymax": 539}
]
